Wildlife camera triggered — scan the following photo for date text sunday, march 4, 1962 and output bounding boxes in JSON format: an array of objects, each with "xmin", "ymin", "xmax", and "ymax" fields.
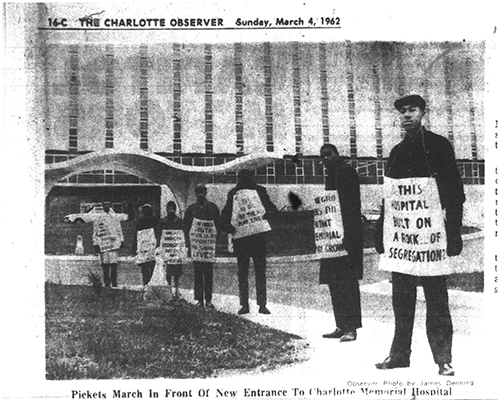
[{"xmin": 44, "ymin": 16, "xmax": 341, "ymax": 29}]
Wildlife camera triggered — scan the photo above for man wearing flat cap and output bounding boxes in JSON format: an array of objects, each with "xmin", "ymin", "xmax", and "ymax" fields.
[
  {"xmin": 184, "ymin": 184, "xmax": 221, "ymax": 309},
  {"xmin": 375, "ymin": 95, "xmax": 465, "ymax": 376},
  {"xmin": 221, "ymin": 169, "xmax": 278, "ymax": 315}
]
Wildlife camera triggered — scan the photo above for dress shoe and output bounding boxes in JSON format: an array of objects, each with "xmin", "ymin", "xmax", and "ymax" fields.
[
  {"xmin": 339, "ymin": 330, "xmax": 357, "ymax": 342},
  {"xmin": 205, "ymin": 302, "xmax": 215, "ymax": 310},
  {"xmin": 322, "ymin": 328, "xmax": 344, "ymax": 339},
  {"xmin": 375, "ymin": 356, "xmax": 410, "ymax": 370},
  {"xmin": 438, "ymin": 363, "xmax": 455, "ymax": 376},
  {"xmin": 259, "ymin": 306, "xmax": 271, "ymax": 314},
  {"xmin": 237, "ymin": 305, "xmax": 249, "ymax": 314}
]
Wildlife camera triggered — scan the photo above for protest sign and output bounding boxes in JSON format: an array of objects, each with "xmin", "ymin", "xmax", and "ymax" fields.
[
  {"xmin": 160, "ymin": 229, "xmax": 187, "ymax": 264},
  {"xmin": 94, "ymin": 219, "xmax": 121, "ymax": 252},
  {"xmin": 381, "ymin": 177, "xmax": 452, "ymax": 275},
  {"xmin": 189, "ymin": 218, "xmax": 217, "ymax": 262},
  {"xmin": 136, "ymin": 228, "xmax": 157, "ymax": 264},
  {"xmin": 231, "ymin": 189, "xmax": 271, "ymax": 239},
  {"xmin": 313, "ymin": 190, "xmax": 347, "ymax": 259},
  {"xmin": 98, "ymin": 235, "xmax": 120, "ymax": 253}
]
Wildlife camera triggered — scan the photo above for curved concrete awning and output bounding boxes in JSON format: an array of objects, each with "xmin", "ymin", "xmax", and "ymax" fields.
[{"xmin": 46, "ymin": 149, "xmax": 285, "ymax": 211}]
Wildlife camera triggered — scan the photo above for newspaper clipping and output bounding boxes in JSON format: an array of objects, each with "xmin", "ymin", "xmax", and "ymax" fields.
[{"xmin": 1, "ymin": 1, "xmax": 499, "ymax": 400}]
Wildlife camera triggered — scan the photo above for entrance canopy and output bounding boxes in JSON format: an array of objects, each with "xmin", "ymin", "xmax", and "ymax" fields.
[{"xmin": 45, "ymin": 149, "xmax": 285, "ymax": 212}]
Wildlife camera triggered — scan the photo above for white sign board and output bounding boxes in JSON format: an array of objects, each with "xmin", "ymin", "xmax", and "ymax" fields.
[
  {"xmin": 160, "ymin": 229, "xmax": 187, "ymax": 264},
  {"xmin": 313, "ymin": 190, "xmax": 347, "ymax": 259},
  {"xmin": 189, "ymin": 218, "xmax": 217, "ymax": 262},
  {"xmin": 94, "ymin": 220, "xmax": 120, "ymax": 252},
  {"xmin": 231, "ymin": 189, "xmax": 271, "ymax": 239},
  {"xmin": 136, "ymin": 228, "xmax": 157, "ymax": 264},
  {"xmin": 380, "ymin": 177, "xmax": 452, "ymax": 276}
]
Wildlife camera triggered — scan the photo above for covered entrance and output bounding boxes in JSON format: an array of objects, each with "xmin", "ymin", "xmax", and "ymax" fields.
[{"xmin": 45, "ymin": 149, "xmax": 284, "ymax": 214}]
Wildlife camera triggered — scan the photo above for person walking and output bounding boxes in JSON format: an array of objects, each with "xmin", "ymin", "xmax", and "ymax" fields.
[
  {"xmin": 221, "ymin": 169, "xmax": 278, "ymax": 315},
  {"xmin": 374, "ymin": 95, "xmax": 465, "ymax": 376}
]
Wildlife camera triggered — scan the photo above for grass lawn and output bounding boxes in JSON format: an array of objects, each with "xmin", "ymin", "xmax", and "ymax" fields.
[
  {"xmin": 447, "ymin": 271, "xmax": 484, "ymax": 292},
  {"xmin": 45, "ymin": 284, "xmax": 306, "ymax": 380}
]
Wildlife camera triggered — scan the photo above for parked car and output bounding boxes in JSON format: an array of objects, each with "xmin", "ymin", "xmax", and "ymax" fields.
[
  {"xmin": 361, "ymin": 206, "xmax": 382, "ymax": 222},
  {"xmin": 64, "ymin": 207, "xmax": 129, "ymax": 223}
]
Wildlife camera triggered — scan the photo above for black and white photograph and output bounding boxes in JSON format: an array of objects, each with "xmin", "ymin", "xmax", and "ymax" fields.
[{"xmin": 1, "ymin": 2, "xmax": 499, "ymax": 400}]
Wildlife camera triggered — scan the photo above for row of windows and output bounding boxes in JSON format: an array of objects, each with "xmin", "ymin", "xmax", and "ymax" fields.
[
  {"xmin": 61, "ymin": 43, "xmax": 482, "ymax": 163},
  {"xmin": 46, "ymin": 152, "xmax": 485, "ymax": 186}
]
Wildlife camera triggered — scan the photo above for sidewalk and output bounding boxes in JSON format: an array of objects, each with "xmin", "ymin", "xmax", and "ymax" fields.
[{"xmin": 172, "ymin": 280, "xmax": 485, "ymax": 381}]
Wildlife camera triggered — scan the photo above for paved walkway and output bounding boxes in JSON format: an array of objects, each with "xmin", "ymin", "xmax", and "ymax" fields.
[
  {"xmin": 116, "ymin": 276, "xmax": 485, "ymax": 382},
  {"xmin": 172, "ymin": 280, "xmax": 485, "ymax": 382}
]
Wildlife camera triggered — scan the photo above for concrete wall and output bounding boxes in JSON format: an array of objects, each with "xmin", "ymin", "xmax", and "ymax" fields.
[{"xmin": 202, "ymin": 183, "xmax": 484, "ymax": 229}]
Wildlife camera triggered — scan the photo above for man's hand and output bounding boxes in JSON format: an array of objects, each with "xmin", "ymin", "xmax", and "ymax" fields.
[
  {"xmin": 263, "ymin": 212, "xmax": 276, "ymax": 220},
  {"xmin": 446, "ymin": 217, "xmax": 463, "ymax": 257},
  {"xmin": 226, "ymin": 224, "xmax": 236, "ymax": 235},
  {"xmin": 375, "ymin": 241, "xmax": 384, "ymax": 254},
  {"xmin": 342, "ymin": 235, "xmax": 352, "ymax": 252},
  {"xmin": 93, "ymin": 245, "xmax": 100, "ymax": 254},
  {"xmin": 375, "ymin": 215, "xmax": 384, "ymax": 254},
  {"xmin": 447, "ymin": 236, "xmax": 463, "ymax": 257}
]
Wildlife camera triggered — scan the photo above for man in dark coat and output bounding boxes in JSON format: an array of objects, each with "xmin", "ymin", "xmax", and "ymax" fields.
[
  {"xmin": 375, "ymin": 95, "xmax": 465, "ymax": 376},
  {"xmin": 184, "ymin": 184, "xmax": 220, "ymax": 309},
  {"xmin": 221, "ymin": 169, "xmax": 278, "ymax": 315},
  {"xmin": 319, "ymin": 143, "xmax": 363, "ymax": 342}
]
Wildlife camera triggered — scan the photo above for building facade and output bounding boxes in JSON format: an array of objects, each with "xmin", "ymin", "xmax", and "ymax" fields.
[{"xmin": 43, "ymin": 39, "xmax": 485, "ymax": 225}]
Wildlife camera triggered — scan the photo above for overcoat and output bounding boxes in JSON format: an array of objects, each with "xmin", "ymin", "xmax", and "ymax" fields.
[
  {"xmin": 319, "ymin": 161, "xmax": 364, "ymax": 282},
  {"xmin": 375, "ymin": 128, "xmax": 465, "ymax": 256}
]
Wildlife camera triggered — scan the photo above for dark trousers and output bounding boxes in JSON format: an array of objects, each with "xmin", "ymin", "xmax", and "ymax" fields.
[
  {"xmin": 390, "ymin": 272, "xmax": 453, "ymax": 364},
  {"xmin": 327, "ymin": 260, "xmax": 362, "ymax": 331},
  {"xmin": 236, "ymin": 252, "xmax": 267, "ymax": 307},
  {"xmin": 102, "ymin": 263, "xmax": 117, "ymax": 287},
  {"xmin": 234, "ymin": 234, "xmax": 268, "ymax": 307},
  {"xmin": 140, "ymin": 261, "xmax": 155, "ymax": 285},
  {"xmin": 193, "ymin": 262, "xmax": 213, "ymax": 303}
]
